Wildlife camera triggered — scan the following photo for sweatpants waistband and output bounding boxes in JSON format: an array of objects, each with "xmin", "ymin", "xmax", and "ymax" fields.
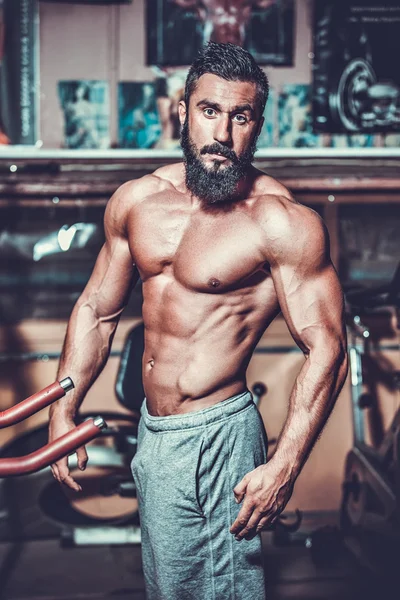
[{"xmin": 140, "ymin": 390, "xmax": 254, "ymax": 432}]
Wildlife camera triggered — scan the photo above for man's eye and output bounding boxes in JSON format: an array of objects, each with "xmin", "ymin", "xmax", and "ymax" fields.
[
  {"xmin": 234, "ymin": 114, "xmax": 247, "ymax": 123},
  {"xmin": 204, "ymin": 108, "xmax": 216, "ymax": 117}
]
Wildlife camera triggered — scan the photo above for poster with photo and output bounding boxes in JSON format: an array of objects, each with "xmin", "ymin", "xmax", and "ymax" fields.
[
  {"xmin": 119, "ymin": 70, "xmax": 189, "ymax": 150},
  {"xmin": 147, "ymin": 0, "xmax": 294, "ymax": 66},
  {"xmin": 58, "ymin": 80, "xmax": 110, "ymax": 149},
  {"xmin": 278, "ymin": 85, "xmax": 323, "ymax": 148},
  {"xmin": 118, "ymin": 82, "xmax": 161, "ymax": 149},
  {"xmin": 257, "ymin": 88, "xmax": 275, "ymax": 148},
  {"xmin": 0, "ymin": 0, "xmax": 38, "ymax": 145},
  {"xmin": 152, "ymin": 69, "xmax": 187, "ymax": 150},
  {"xmin": 313, "ymin": 0, "xmax": 400, "ymax": 134}
]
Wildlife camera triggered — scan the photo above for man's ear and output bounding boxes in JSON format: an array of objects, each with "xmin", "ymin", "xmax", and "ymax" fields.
[{"xmin": 178, "ymin": 100, "xmax": 187, "ymax": 126}]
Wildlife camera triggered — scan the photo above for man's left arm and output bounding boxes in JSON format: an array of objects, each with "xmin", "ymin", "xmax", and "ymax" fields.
[{"xmin": 230, "ymin": 204, "xmax": 348, "ymax": 541}]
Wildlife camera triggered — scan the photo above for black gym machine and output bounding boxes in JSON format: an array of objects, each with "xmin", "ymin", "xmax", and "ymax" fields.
[
  {"xmin": 340, "ymin": 262, "xmax": 400, "ymax": 573},
  {"xmin": 299, "ymin": 262, "xmax": 400, "ymax": 572}
]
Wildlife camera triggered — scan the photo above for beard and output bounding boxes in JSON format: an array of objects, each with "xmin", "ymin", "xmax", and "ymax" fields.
[{"xmin": 180, "ymin": 119, "xmax": 257, "ymax": 205}]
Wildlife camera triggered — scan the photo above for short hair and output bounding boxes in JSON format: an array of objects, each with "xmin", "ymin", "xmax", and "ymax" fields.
[{"xmin": 184, "ymin": 42, "xmax": 269, "ymax": 116}]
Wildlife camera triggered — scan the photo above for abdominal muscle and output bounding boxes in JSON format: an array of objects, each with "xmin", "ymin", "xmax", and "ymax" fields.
[{"xmin": 141, "ymin": 277, "xmax": 278, "ymax": 416}]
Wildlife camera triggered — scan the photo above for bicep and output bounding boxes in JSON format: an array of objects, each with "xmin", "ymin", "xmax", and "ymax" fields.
[
  {"xmin": 272, "ymin": 261, "xmax": 345, "ymax": 354},
  {"xmin": 80, "ymin": 237, "xmax": 139, "ymax": 321},
  {"xmin": 78, "ymin": 186, "xmax": 139, "ymax": 320},
  {"xmin": 268, "ymin": 210, "xmax": 346, "ymax": 354}
]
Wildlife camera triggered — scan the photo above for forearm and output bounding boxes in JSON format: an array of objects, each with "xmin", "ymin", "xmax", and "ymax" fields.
[
  {"xmin": 50, "ymin": 297, "xmax": 122, "ymax": 419},
  {"xmin": 269, "ymin": 346, "xmax": 348, "ymax": 480}
]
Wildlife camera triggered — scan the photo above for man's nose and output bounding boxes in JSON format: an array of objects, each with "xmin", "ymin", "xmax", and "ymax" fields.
[{"xmin": 213, "ymin": 115, "xmax": 232, "ymax": 146}]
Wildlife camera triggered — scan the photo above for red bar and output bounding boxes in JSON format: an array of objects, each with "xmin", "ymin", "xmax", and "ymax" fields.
[
  {"xmin": 0, "ymin": 417, "xmax": 106, "ymax": 476},
  {"xmin": 0, "ymin": 379, "xmax": 73, "ymax": 428}
]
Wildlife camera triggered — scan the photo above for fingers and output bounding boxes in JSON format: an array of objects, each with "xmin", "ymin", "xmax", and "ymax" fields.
[
  {"xmin": 233, "ymin": 508, "xmax": 281, "ymax": 542},
  {"xmin": 232, "ymin": 509, "xmax": 277, "ymax": 542},
  {"xmin": 233, "ymin": 474, "xmax": 249, "ymax": 504},
  {"xmin": 237, "ymin": 511, "xmax": 261, "ymax": 541},
  {"xmin": 50, "ymin": 456, "xmax": 67, "ymax": 484},
  {"xmin": 50, "ymin": 463, "xmax": 59, "ymax": 482},
  {"xmin": 231, "ymin": 507, "xmax": 261, "ymax": 541},
  {"xmin": 50, "ymin": 457, "xmax": 82, "ymax": 492},
  {"xmin": 256, "ymin": 514, "xmax": 276, "ymax": 535},
  {"xmin": 76, "ymin": 446, "xmax": 88, "ymax": 471},
  {"xmin": 60, "ymin": 473, "xmax": 82, "ymax": 493},
  {"xmin": 229, "ymin": 498, "xmax": 255, "ymax": 537}
]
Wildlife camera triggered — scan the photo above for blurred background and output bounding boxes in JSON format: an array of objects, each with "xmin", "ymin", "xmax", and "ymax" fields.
[{"xmin": 0, "ymin": 0, "xmax": 399, "ymax": 599}]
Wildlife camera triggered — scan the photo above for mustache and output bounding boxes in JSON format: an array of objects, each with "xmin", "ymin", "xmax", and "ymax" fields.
[{"xmin": 200, "ymin": 143, "xmax": 238, "ymax": 162}]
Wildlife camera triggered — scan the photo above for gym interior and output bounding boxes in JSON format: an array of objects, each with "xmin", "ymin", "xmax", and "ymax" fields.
[{"xmin": 0, "ymin": 1, "xmax": 399, "ymax": 599}]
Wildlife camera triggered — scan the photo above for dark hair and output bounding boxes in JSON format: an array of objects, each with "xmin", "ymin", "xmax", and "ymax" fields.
[
  {"xmin": 184, "ymin": 42, "xmax": 269, "ymax": 116},
  {"xmin": 73, "ymin": 82, "xmax": 90, "ymax": 102}
]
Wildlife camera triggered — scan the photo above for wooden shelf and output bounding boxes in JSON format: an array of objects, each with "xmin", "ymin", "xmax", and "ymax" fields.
[{"xmin": 0, "ymin": 156, "xmax": 400, "ymax": 199}]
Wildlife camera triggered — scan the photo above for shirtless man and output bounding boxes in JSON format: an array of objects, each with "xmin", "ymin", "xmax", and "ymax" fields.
[{"xmin": 49, "ymin": 42, "xmax": 348, "ymax": 600}]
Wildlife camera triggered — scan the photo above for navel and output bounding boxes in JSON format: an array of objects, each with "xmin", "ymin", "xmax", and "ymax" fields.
[{"xmin": 208, "ymin": 278, "xmax": 221, "ymax": 288}]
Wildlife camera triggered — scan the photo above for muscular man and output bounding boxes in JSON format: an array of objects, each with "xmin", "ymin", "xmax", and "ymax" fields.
[{"xmin": 49, "ymin": 43, "xmax": 348, "ymax": 599}]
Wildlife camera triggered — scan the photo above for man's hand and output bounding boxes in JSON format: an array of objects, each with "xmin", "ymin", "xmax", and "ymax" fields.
[
  {"xmin": 48, "ymin": 409, "xmax": 88, "ymax": 492},
  {"xmin": 230, "ymin": 462, "xmax": 293, "ymax": 541}
]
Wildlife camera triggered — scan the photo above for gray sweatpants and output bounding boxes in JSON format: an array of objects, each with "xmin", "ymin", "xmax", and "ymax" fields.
[{"xmin": 131, "ymin": 390, "xmax": 268, "ymax": 600}]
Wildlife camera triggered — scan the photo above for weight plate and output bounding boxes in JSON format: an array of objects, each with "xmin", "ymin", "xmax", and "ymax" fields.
[{"xmin": 329, "ymin": 58, "xmax": 376, "ymax": 131}]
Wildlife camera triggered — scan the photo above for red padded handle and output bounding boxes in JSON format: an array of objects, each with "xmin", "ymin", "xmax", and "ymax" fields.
[
  {"xmin": 0, "ymin": 378, "xmax": 74, "ymax": 428},
  {"xmin": 0, "ymin": 417, "xmax": 106, "ymax": 476}
]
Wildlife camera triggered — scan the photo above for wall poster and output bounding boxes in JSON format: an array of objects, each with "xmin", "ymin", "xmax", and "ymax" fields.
[
  {"xmin": 119, "ymin": 69, "xmax": 188, "ymax": 150},
  {"xmin": 257, "ymin": 88, "xmax": 275, "ymax": 148},
  {"xmin": 118, "ymin": 82, "xmax": 161, "ymax": 149},
  {"xmin": 58, "ymin": 80, "xmax": 110, "ymax": 149},
  {"xmin": 279, "ymin": 84, "xmax": 323, "ymax": 148},
  {"xmin": 147, "ymin": 0, "xmax": 294, "ymax": 66},
  {"xmin": 313, "ymin": 0, "xmax": 400, "ymax": 134},
  {"xmin": 0, "ymin": 0, "xmax": 39, "ymax": 145}
]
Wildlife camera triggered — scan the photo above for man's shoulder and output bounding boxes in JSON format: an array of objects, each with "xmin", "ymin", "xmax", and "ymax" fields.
[
  {"xmin": 108, "ymin": 162, "xmax": 184, "ymax": 211},
  {"xmin": 251, "ymin": 175, "xmax": 321, "ymax": 230},
  {"xmin": 252, "ymin": 171, "xmax": 294, "ymax": 203},
  {"xmin": 250, "ymin": 176, "xmax": 327, "ymax": 259},
  {"xmin": 105, "ymin": 163, "xmax": 185, "ymax": 235}
]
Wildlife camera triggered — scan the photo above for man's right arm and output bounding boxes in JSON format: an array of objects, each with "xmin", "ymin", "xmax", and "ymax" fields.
[{"xmin": 49, "ymin": 181, "xmax": 140, "ymax": 490}]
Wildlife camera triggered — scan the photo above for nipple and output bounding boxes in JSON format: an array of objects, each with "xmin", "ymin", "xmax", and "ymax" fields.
[{"xmin": 208, "ymin": 278, "xmax": 221, "ymax": 288}]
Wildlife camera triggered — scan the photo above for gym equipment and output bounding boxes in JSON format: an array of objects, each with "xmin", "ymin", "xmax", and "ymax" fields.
[
  {"xmin": 340, "ymin": 262, "xmax": 400, "ymax": 571},
  {"xmin": 0, "ymin": 414, "xmax": 138, "ymax": 542},
  {"xmin": 0, "ymin": 378, "xmax": 113, "ymax": 541},
  {"xmin": 313, "ymin": 3, "xmax": 400, "ymax": 133},
  {"xmin": 0, "ymin": 378, "xmax": 106, "ymax": 476},
  {"xmin": 0, "ymin": 322, "xmax": 299, "ymax": 546},
  {"xmin": 329, "ymin": 58, "xmax": 400, "ymax": 132},
  {"xmin": 329, "ymin": 59, "xmax": 376, "ymax": 132}
]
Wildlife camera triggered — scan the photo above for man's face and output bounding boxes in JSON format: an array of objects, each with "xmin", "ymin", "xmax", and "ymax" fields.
[{"xmin": 179, "ymin": 74, "xmax": 264, "ymax": 205}]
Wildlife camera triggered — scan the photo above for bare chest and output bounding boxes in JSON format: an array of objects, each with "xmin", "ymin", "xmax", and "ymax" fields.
[{"xmin": 128, "ymin": 201, "xmax": 265, "ymax": 292}]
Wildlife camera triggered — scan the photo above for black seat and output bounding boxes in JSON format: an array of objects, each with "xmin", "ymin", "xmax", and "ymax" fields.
[{"xmin": 115, "ymin": 322, "xmax": 145, "ymax": 413}]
